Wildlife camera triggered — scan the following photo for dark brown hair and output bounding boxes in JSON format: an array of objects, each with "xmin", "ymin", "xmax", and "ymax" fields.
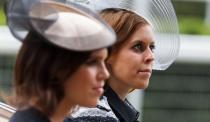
[
  {"xmin": 100, "ymin": 8, "xmax": 149, "ymax": 53},
  {"xmin": 13, "ymin": 32, "xmax": 92, "ymax": 116}
]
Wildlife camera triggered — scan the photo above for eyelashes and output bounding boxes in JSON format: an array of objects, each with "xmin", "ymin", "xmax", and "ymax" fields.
[
  {"xmin": 150, "ymin": 44, "xmax": 155, "ymax": 52},
  {"xmin": 132, "ymin": 41, "xmax": 155, "ymax": 52},
  {"xmin": 133, "ymin": 43, "xmax": 143, "ymax": 51},
  {"xmin": 85, "ymin": 59, "xmax": 100, "ymax": 65}
]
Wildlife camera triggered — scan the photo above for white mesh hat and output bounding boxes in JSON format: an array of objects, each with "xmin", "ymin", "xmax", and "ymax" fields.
[
  {"xmin": 5, "ymin": 0, "xmax": 116, "ymax": 51},
  {"xmin": 69, "ymin": 0, "xmax": 180, "ymax": 70}
]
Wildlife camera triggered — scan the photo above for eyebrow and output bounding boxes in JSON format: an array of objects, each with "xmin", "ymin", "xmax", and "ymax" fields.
[{"xmin": 131, "ymin": 40, "xmax": 155, "ymax": 45}]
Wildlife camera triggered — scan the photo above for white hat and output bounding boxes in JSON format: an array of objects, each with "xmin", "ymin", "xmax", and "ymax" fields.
[
  {"xmin": 70, "ymin": 0, "xmax": 180, "ymax": 70},
  {"xmin": 5, "ymin": 0, "xmax": 116, "ymax": 51}
]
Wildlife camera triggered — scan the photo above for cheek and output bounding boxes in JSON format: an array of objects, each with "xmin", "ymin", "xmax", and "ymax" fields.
[
  {"xmin": 63, "ymin": 71, "xmax": 89, "ymax": 101},
  {"xmin": 113, "ymin": 52, "xmax": 141, "ymax": 72},
  {"xmin": 110, "ymin": 51, "xmax": 146, "ymax": 85},
  {"xmin": 111, "ymin": 53, "xmax": 133, "ymax": 78},
  {"xmin": 63, "ymin": 69, "xmax": 98, "ymax": 106},
  {"xmin": 64, "ymin": 78, "xmax": 89, "ymax": 106},
  {"xmin": 64, "ymin": 79, "xmax": 82, "ymax": 97},
  {"xmin": 66, "ymin": 68, "xmax": 93, "ymax": 91}
]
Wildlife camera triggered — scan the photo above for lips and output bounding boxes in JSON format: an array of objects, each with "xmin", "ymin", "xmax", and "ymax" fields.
[
  {"xmin": 137, "ymin": 69, "xmax": 152, "ymax": 77},
  {"xmin": 140, "ymin": 69, "xmax": 152, "ymax": 73},
  {"xmin": 92, "ymin": 83, "xmax": 104, "ymax": 95}
]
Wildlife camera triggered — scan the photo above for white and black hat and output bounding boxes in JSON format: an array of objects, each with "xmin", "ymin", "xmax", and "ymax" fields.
[
  {"xmin": 70, "ymin": 0, "xmax": 180, "ymax": 70},
  {"xmin": 5, "ymin": 0, "xmax": 116, "ymax": 51}
]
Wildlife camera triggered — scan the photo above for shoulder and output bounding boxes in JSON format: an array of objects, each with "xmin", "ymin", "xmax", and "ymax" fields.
[
  {"xmin": 73, "ymin": 96, "xmax": 117, "ymax": 118},
  {"xmin": 10, "ymin": 110, "xmax": 27, "ymax": 122},
  {"xmin": 65, "ymin": 96, "xmax": 119, "ymax": 122},
  {"xmin": 10, "ymin": 107, "xmax": 50, "ymax": 122}
]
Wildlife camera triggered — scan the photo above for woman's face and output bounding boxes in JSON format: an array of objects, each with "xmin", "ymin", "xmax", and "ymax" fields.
[
  {"xmin": 108, "ymin": 25, "xmax": 155, "ymax": 89},
  {"xmin": 63, "ymin": 49, "xmax": 109, "ymax": 107}
]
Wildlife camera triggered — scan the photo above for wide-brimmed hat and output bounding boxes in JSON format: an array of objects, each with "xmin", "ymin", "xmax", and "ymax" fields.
[
  {"xmin": 5, "ymin": 0, "xmax": 116, "ymax": 51},
  {"xmin": 70, "ymin": 0, "xmax": 180, "ymax": 70}
]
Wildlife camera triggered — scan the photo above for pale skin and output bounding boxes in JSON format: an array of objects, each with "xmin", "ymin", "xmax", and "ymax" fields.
[
  {"xmin": 31, "ymin": 49, "xmax": 109, "ymax": 122},
  {"xmin": 107, "ymin": 25, "xmax": 155, "ymax": 101}
]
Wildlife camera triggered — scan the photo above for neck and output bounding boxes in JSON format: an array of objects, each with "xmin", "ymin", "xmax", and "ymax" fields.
[
  {"xmin": 108, "ymin": 78, "xmax": 131, "ymax": 101},
  {"xmin": 50, "ymin": 100, "xmax": 75, "ymax": 122}
]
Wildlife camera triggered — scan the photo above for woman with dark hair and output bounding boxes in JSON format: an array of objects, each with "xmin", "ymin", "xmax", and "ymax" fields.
[{"xmin": 5, "ymin": 0, "xmax": 116, "ymax": 122}]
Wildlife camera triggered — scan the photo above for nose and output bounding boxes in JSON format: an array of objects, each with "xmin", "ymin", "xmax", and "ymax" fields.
[
  {"xmin": 97, "ymin": 62, "xmax": 110, "ymax": 81},
  {"xmin": 144, "ymin": 47, "xmax": 154, "ymax": 64}
]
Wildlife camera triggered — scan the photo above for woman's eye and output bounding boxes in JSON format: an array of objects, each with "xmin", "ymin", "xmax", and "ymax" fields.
[
  {"xmin": 133, "ymin": 43, "xmax": 143, "ymax": 52},
  {"xmin": 132, "ymin": 42, "xmax": 155, "ymax": 53},
  {"xmin": 150, "ymin": 44, "xmax": 155, "ymax": 52},
  {"xmin": 86, "ymin": 59, "xmax": 100, "ymax": 65}
]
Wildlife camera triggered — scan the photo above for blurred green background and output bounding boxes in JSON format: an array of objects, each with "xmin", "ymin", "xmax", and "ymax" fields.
[
  {"xmin": 172, "ymin": 0, "xmax": 210, "ymax": 35},
  {"xmin": 1, "ymin": 0, "xmax": 210, "ymax": 35},
  {"xmin": 0, "ymin": 0, "xmax": 6, "ymax": 25}
]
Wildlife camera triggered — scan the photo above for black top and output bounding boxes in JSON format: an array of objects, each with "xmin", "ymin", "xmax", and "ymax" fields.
[
  {"xmin": 104, "ymin": 87, "xmax": 140, "ymax": 122},
  {"xmin": 10, "ymin": 107, "xmax": 50, "ymax": 122}
]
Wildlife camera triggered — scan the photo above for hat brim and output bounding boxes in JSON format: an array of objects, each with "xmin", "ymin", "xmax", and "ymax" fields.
[
  {"xmin": 70, "ymin": 0, "xmax": 180, "ymax": 70},
  {"xmin": 6, "ymin": 0, "xmax": 116, "ymax": 51}
]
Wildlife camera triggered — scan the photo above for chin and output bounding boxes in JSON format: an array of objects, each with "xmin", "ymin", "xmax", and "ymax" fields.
[
  {"xmin": 135, "ymin": 80, "xmax": 150, "ymax": 89},
  {"xmin": 135, "ymin": 85, "xmax": 148, "ymax": 89},
  {"xmin": 83, "ymin": 99, "xmax": 99, "ymax": 108},
  {"xmin": 142, "ymin": 84, "xmax": 149, "ymax": 89}
]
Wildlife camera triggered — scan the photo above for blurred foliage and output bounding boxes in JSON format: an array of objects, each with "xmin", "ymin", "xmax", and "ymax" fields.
[
  {"xmin": 172, "ymin": 0, "xmax": 205, "ymax": 18},
  {"xmin": 0, "ymin": 8, "xmax": 6, "ymax": 25},
  {"xmin": 179, "ymin": 16, "xmax": 210, "ymax": 35},
  {"xmin": 0, "ymin": 0, "xmax": 210, "ymax": 35},
  {"xmin": 0, "ymin": 0, "xmax": 6, "ymax": 25},
  {"xmin": 172, "ymin": 0, "xmax": 210, "ymax": 35}
]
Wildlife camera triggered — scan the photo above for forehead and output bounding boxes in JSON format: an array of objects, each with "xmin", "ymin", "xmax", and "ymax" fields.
[
  {"xmin": 90, "ymin": 48, "xmax": 108, "ymax": 58},
  {"xmin": 127, "ymin": 25, "xmax": 155, "ymax": 44}
]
